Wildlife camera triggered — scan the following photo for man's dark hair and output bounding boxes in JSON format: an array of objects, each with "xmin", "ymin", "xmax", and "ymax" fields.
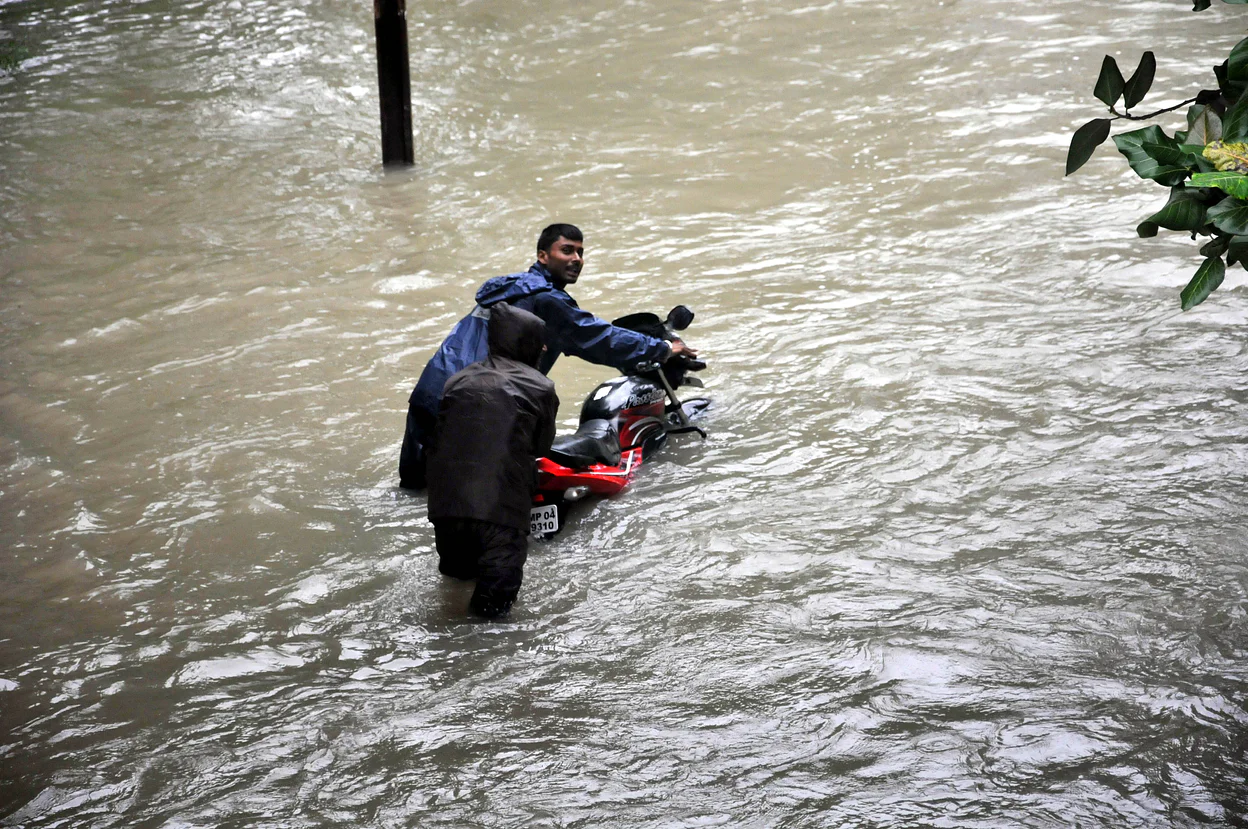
[{"xmin": 537, "ymin": 223, "xmax": 582, "ymax": 254}]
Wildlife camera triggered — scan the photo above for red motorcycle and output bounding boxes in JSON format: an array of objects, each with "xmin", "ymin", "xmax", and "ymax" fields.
[{"xmin": 529, "ymin": 305, "xmax": 709, "ymax": 538}]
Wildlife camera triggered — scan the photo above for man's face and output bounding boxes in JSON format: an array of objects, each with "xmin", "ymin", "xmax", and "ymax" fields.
[{"xmin": 537, "ymin": 236, "xmax": 584, "ymax": 287}]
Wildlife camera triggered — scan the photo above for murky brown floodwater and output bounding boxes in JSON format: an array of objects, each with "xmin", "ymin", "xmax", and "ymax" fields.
[{"xmin": 3, "ymin": 0, "xmax": 1248, "ymax": 825}]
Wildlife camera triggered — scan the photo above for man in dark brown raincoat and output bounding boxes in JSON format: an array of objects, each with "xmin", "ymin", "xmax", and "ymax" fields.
[{"xmin": 426, "ymin": 302, "xmax": 559, "ymax": 618}]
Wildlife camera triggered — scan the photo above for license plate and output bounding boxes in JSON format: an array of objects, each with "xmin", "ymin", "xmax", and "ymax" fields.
[{"xmin": 530, "ymin": 503, "xmax": 559, "ymax": 536}]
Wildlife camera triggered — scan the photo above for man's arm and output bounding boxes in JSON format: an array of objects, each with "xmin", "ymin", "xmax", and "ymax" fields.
[
  {"xmin": 533, "ymin": 386, "xmax": 559, "ymax": 458},
  {"xmin": 533, "ymin": 292, "xmax": 670, "ymax": 370}
]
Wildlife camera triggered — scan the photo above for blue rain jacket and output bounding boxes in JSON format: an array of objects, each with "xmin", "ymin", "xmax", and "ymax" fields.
[{"xmin": 407, "ymin": 262, "xmax": 669, "ymax": 420}]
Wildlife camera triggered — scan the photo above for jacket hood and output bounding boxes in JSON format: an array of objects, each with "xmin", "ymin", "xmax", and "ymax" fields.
[
  {"xmin": 488, "ymin": 302, "xmax": 546, "ymax": 367},
  {"xmin": 475, "ymin": 263, "xmax": 553, "ymax": 307}
]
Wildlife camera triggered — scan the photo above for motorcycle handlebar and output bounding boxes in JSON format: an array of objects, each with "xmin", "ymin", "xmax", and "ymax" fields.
[{"xmin": 632, "ymin": 357, "xmax": 707, "ymax": 375}]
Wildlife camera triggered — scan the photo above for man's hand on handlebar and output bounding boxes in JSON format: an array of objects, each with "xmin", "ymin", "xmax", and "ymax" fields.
[{"xmin": 666, "ymin": 340, "xmax": 699, "ymax": 361}]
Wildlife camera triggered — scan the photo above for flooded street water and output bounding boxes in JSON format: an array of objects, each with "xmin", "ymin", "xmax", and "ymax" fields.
[{"xmin": 3, "ymin": 0, "xmax": 1248, "ymax": 825}]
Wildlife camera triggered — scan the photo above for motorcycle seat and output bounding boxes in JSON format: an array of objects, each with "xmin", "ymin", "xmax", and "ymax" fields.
[{"xmin": 547, "ymin": 418, "xmax": 621, "ymax": 469}]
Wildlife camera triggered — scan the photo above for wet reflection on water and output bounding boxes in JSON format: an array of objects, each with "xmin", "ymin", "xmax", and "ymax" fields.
[{"xmin": 2, "ymin": 0, "xmax": 1248, "ymax": 825}]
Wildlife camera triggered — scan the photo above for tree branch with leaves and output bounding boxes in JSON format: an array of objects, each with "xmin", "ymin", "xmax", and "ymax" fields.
[{"xmin": 1066, "ymin": 0, "xmax": 1248, "ymax": 310}]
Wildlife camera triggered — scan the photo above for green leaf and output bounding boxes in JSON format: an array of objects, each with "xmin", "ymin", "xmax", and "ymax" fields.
[
  {"xmin": 1145, "ymin": 141, "xmax": 1194, "ymax": 168},
  {"xmin": 1200, "ymin": 235, "xmax": 1231, "ymax": 257},
  {"xmin": 1190, "ymin": 171, "xmax": 1248, "ymax": 199},
  {"xmin": 1066, "ymin": 118, "xmax": 1112, "ymax": 175},
  {"xmin": 1137, "ymin": 220, "xmax": 1160, "ymax": 238},
  {"xmin": 1142, "ymin": 186, "xmax": 1209, "ymax": 232},
  {"xmin": 1208, "ymin": 196, "xmax": 1248, "ymax": 234},
  {"xmin": 1222, "ymin": 95, "xmax": 1248, "ymax": 142},
  {"xmin": 1216, "ymin": 60, "xmax": 1248, "ymax": 102},
  {"xmin": 1177, "ymin": 144, "xmax": 1217, "ymax": 173},
  {"xmin": 1231, "ymin": 36, "xmax": 1248, "ymax": 83},
  {"xmin": 1186, "ymin": 104, "xmax": 1223, "ymax": 146},
  {"xmin": 1113, "ymin": 126, "xmax": 1194, "ymax": 186},
  {"xmin": 1094, "ymin": 56, "xmax": 1125, "ymax": 107},
  {"xmin": 1193, "ymin": 0, "xmax": 1211, "ymax": 9},
  {"xmin": 1180, "ymin": 257, "xmax": 1225, "ymax": 310},
  {"xmin": 1228, "ymin": 235, "xmax": 1248, "ymax": 268},
  {"xmin": 1123, "ymin": 52, "xmax": 1156, "ymax": 109}
]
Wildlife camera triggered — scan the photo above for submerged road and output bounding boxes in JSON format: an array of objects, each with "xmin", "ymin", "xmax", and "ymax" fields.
[{"xmin": 2, "ymin": 0, "xmax": 1247, "ymax": 825}]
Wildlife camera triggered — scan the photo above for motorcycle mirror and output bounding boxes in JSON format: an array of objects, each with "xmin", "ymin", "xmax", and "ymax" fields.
[{"xmin": 666, "ymin": 305, "xmax": 694, "ymax": 331}]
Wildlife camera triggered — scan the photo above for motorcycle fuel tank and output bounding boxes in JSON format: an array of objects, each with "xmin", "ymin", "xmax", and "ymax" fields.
[{"xmin": 579, "ymin": 375, "xmax": 665, "ymax": 423}]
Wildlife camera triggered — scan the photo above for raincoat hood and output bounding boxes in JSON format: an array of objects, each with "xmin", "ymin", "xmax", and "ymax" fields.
[
  {"xmin": 488, "ymin": 302, "xmax": 545, "ymax": 368},
  {"xmin": 475, "ymin": 262, "xmax": 553, "ymax": 306}
]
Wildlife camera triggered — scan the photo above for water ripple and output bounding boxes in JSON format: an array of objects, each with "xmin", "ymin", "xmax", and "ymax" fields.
[{"xmin": 3, "ymin": 0, "xmax": 1248, "ymax": 825}]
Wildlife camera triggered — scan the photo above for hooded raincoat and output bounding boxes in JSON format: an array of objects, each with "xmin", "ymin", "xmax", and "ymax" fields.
[{"xmin": 426, "ymin": 303, "xmax": 559, "ymax": 531}]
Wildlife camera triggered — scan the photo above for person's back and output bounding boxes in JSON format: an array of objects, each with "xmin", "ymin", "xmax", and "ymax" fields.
[{"xmin": 426, "ymin": 303, "xmax": 558, "ymax": 617}]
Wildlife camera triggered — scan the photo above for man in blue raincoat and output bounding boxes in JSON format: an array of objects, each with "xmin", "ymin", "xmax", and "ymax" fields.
[{"xmin": 399, "ymin": 223, "xmax": 697, "ymax": 489}]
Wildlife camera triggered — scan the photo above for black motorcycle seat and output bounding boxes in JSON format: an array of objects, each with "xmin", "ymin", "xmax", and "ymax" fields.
[{"xmin": 547, "ymin": 418, "xmax": 621, "ymax": 469}]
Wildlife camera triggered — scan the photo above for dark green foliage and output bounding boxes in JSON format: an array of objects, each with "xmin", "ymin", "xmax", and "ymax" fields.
[
  {"xmin": 1143, "ymin": 186, "xmax": 1210, "ymax": 232},
  {"xmin": 1231, "ymin": 35, "xmax": 1248, "ymax": 81},
  {"xmin": 1180, "ymin": 257, "xmax": 1225, "ymax": 309},
  {"xmin": 1067, "ymin": 11, "xmax": 1248, "ymax": 310},
  {"xmin": 1124, "ymin": 52, "xmax": 1157, "ymax": 109},
  {"xmin": 1066, "ymin": 119, "xmax": 1111, "ymax": 175},
  {"xmin": 1095, "ymin": 56, "xmax": 1125, "ymax": 107},
  {"xmin": 1186, "ymin": 105, "xmax": 1223, "ymax": 145},
  {"xmin": 1221, "ymin": 94, "xmax": 1248, "ymax": 141},
  {"xmin": 1227, "ymin": 235, "xmax": 1248, "ymax": 267},
  {"xmin": 1112, "ymin": 126, "xmax": 1192, "ymax": 186},
  {"xmin": 1207, "ymin": 196, "xmax": 1248, "ymax": 233},
  {"xmin": 1200, "ymin": 234, "xmax": 1231, "ymax": 257},
  {"xmin": 1215, "ymin": 58, "xmax": 1248, "ymax": 102}
]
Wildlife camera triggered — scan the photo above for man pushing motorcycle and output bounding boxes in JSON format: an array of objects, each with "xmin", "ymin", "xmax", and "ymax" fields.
[
  {"xmin": 399, "ymin": 223, "xmax": 698, "ymax": 489},
  {"xmin": 426, "ymin": 303, "xmax": 558, "ymax": 618}
]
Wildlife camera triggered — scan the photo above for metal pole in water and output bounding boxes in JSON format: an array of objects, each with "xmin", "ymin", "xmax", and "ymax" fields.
[{"xmin": 374, "ymin": 0, "xmax": 413, "ymax": 166}]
